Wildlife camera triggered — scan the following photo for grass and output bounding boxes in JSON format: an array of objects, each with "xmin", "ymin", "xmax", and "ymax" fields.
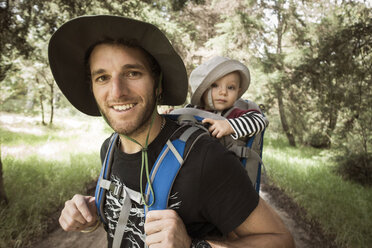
[
  {"xmin": 0, "ymin": 154, "xmax": 100, "ymax": 247},
  {"xmin": 0, "ymin": 127, "xmax": 67, "ymax": 146},
  {"xmin": 2, "ymin": 111, "xmax": 371, "ymax": 247},
  {"xmin": 0, "ymin": 112, "xmax": 110, "ymax": 248},
  {"xmin": 264, "ymin": 133, "xmax": 372, "ymax": 248}
]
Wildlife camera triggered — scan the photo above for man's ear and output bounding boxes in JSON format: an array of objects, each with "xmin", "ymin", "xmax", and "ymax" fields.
[
  {"xmin": 156, "ymin": 86, "xmax": 163, "ymax": 103},
  {"xmin": 156, "ymin": 86, "xmax": 162, "ymax": 96},
  {"xmin": 155, "ymin": 72, "xmax": 163, "ymax": 103}
]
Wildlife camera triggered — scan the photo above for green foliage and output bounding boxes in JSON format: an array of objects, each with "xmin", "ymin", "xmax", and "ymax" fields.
[
  {"xmin": 307, "ymin": 131, "xmax": 331, "ymax": 148},
  {"xmin": 277, "ymin": 2, "xmax": 372, "ymax": 151},
  {"xmin": 0, "ymin": 113, "xmax": 109, "ymax": 247},
  {"xmin": 166, "ymin": 0, "xmax": 205, "ymax": 11},
  {"xmin": 0, "ymin": 153, "xmax": 100, "ymax": 247},
  {"xmin": 335, "ymin": 152, "xmax": 372, "ymax": 187},
  {"xmin": 205, "ymin": 0, "xmax": 263, "ymax": 60},
  {"xmin": 1, "ymin": 4, "xmax": 372, "ymax": 242},
  {"xmin": 264, "ymin": 133, "xmax": 372, "ymax": 248},
  {"xmin": 1, "ymin": 0, "xmax": 199, "ymax": 114},
  {"xmin": 0, "ymin": 127, "xmax": 67, "ymax": 146}
]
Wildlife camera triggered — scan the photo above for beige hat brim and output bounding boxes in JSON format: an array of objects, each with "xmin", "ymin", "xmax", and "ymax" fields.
[{"xmin": 190, "ymin": 57, "xmax": 250, "ymax": 107}]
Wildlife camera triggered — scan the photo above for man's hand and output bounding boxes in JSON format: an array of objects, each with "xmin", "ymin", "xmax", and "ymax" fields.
[
  {"xmin": 59, "ymin": 194, "xmax": 97, "ymax": 231},
  {"xmin": 202, "ymin": 118, "xmax": 234, "ymax": 138},
  {"xmin": 144, "ymin": 210, "xmax": 191, "ymax": 248}
]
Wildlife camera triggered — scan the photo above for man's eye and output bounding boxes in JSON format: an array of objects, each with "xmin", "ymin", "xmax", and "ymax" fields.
[
  {"xmin": 95, "ymin": 75, "xmax": 109, "ymax": 82},
  {"xmin": 127, "ymin": 71, "xmax": 141, "ymax": 78}
]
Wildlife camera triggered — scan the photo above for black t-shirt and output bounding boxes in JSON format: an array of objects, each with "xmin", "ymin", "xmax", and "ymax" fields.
[{"xmin": 100, "ymin": 118, "xmax": 259, "ymax": 248}]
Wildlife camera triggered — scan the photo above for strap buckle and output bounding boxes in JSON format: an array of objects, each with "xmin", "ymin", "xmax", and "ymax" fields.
[{"xmin": 109, "ymin": 183, "xmax": 123, "ymax": 198}]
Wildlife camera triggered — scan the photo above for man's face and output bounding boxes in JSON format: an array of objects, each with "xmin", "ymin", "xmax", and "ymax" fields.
[
  {"xmin": 202, "ymin": 72, "xmax": 241, "ymax": 111},
  {"xmin": 89, "ymin": 44, "xmax": 157, "ymax": 136}
]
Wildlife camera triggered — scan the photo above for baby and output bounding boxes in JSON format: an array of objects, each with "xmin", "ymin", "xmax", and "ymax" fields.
[{"xmin": 189, "ymin": 56, "xmax": 267, "ymax": 139}]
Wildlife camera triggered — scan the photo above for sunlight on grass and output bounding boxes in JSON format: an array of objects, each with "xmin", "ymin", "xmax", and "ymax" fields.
[
  {"xmin": 0, "ymin": 112, "xmax": 112, "ymax": 247},
  {"xmin": 1, "ymin": 154, "xmax": 101, "ymax": 247},
  {"xmin": 1, "ymin": 112, "xmax": 111, "ymax": 161},
  {"xmin": 264, "ymin": 135, "xmax": 372, "ymax": 248}
]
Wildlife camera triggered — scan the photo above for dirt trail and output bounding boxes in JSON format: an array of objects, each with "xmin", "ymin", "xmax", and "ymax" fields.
[
  {"xmin": 31, "ymin": 225, "xmax": 107, "ymax": 248},
  {"xmin": 260, "ymin": 187, "xmax": 314, "ymax": 248},
  {"xmin": 30, "ymin": 183, "xmax": 336, "ymax": 248}
]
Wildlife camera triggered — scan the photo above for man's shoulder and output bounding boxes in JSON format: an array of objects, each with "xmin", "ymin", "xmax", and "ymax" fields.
[{"xmin": 100, "ymin": 133, "xmax": 117, "ymax": 159}]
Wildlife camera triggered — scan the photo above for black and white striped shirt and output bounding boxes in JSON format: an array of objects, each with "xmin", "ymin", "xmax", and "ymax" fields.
[{"xmin": 221, "ymin": 108, "xmax": 268, "ymax": 139}]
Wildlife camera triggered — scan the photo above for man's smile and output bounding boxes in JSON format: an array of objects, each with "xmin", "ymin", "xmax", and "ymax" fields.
[{"xmin": 111, "ymin": 103, "xmax": 136, "ymax": 111}]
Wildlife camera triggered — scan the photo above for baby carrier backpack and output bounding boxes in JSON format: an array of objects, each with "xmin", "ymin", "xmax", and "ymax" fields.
[{"xmin": 170, "ymin": 98, "xmax": 267, "ymax": 192}]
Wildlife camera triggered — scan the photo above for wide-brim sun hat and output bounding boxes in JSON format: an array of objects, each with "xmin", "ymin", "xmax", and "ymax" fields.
[
  {"xmin": 48, "ymin": 15, "xmax": 188, "ymax": 116},
  {"xmin": 190, "ymin": 56, "xmax": 250, "ymax": 107}
]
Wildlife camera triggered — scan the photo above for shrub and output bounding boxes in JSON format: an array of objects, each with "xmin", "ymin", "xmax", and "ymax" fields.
[
  {"xmin": 308, "ymin": 132, "xmax": 331, "ymax": 148},
  {"xmin": 335, "ymin": 152, "xmax": 372, "ymax": 187}
]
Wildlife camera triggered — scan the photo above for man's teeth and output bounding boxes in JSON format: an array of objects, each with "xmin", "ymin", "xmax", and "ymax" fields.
[{"xmin": 113, "ymin": 104, "xmax": 134, "ymax": 111}]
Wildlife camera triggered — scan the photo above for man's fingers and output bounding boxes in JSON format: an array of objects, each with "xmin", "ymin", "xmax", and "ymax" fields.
[
  {"xmin": 64, "ymin": 198, "xmax": 88, "ymax": 225},
  {"xmin": 59, "ymin": 209, "xmax": 83, "ymax": 231},
  {"xmin": 146, "ymin": 209, "xmax": 178, "ymax": 222},
  {"xmin": 73, "ymin": 195, "xmax": 94, "ymax": 222},
  {"xmin": 145, "ymin": 210, "xmax": 163, "ymax": 223},
  {"xmin": 144, "ymin": 220, "xmax": 163, "ymax": 236},
  {"xmin": 145, "ymin": 230, "xmax": 163, "ymax": 246},
  {"xmin": 87, "ymin": 196, "xmax": 97, "ymax": 220},
  {"xmin": 145, "ymin": 210, "xmax": 178, "ymax": 234},
  {"xmin": 145, "ymin": 210, "xmax": 191, "ymax": 247},
  {"xmin": 145, "ymin": 210, "xmax": 177, "ymax": 241},
  {"xmin": 58, "ymin": 194, "xmax": 97, "ymax": 232}
]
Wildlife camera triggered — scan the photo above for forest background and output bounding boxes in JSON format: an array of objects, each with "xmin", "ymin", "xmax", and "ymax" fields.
[{"xmin": 0, "ymin": 0, "xmax": 371, "ymax": 247}]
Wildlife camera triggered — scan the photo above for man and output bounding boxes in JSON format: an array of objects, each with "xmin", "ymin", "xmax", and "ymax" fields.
[{"xmin": 49, "ymin": 15, "xmax": 294, "ymax": 248}]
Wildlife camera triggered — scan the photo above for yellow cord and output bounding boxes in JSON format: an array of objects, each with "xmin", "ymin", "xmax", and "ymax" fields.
[{"xmin": 80, "ymin": 220, "xmax": 101, "ymax": 233}]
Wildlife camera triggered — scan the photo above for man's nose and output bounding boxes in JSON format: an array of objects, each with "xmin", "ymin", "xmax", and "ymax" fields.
[{"xmin": 111, "ymin": 76, "xmax": 128, "ymax": 98}]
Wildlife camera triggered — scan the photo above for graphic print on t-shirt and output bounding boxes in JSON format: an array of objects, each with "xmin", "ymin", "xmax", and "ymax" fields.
[
  {"xmin": 104, "ymin": 175, "xmax": 182, "ymax": 247},
  {"xmin": 104, "ymin": 175, "xmax": 146, "ymax": 247}
]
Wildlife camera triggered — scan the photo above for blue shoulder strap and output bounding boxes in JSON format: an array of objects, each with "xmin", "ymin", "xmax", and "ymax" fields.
[
  {"xmin": 95, "ymin": 133, "xmax": 119, "ymax": 224},
  {"xmin": 145, "ymin": 126, "xmax": 203, "ymax": 214},
  {"xmin": 241, "ymin": 130, "xmax": 265, "ymax": 192}
]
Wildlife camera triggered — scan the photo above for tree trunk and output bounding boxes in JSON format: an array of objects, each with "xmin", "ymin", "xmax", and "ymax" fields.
[
  {"xmin": 36, "ymin": 77, "xmax": 46, "ymax": 125},
  {"xmin": 325, "ymin": 104, "xmax": 338, "ymax": 147},
  {"xmin": 49, "ymin": 82, "xmax": 54, "ymax": 125},
  {"xmin": 39, "ymin": 93, "xmax": 46, "ymax": 126},
  {"xmin": 274, "ymin": 2, "xmax": 296, "ymax": 147},
  {"xmin": 276, "ymin": 86, "xmax": 296, "ymax": 147},
  {"xmin": 0, "ymin": 155, "xmax": 8, "ymax": 205}
]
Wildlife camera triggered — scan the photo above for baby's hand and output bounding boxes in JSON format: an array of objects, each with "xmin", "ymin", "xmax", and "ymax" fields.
[
  {"xmin": 202, "ymin": 118, "xmax": 234, "ymax": 138},
  {"xmin": 162, "ymin": 107, "xmax": 174, "ymax": 114}
]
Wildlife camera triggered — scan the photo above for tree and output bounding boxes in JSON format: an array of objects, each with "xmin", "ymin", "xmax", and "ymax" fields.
[
  {"xmin": 258, "ymin": 0, "xmax": 302, "ymax": 146},
  {"xmin": 0, "ymin": 0, "xmax": 34, "ymax": 81},
  {"xmin": 292, "ymin": 1, "xmax": 372, "ymax": 149},
  {"xmin": 1, "ymin": 0, "xmax": 176, "ymax": 120},
  {"xmin": 0, "ymin": 152, "xmax": 7, "ymax": 205}
]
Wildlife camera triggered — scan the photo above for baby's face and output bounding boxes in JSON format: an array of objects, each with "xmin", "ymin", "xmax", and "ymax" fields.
[{"xmin": 203, "ymin": 72, "xmax": 241, "ymax": 111}]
